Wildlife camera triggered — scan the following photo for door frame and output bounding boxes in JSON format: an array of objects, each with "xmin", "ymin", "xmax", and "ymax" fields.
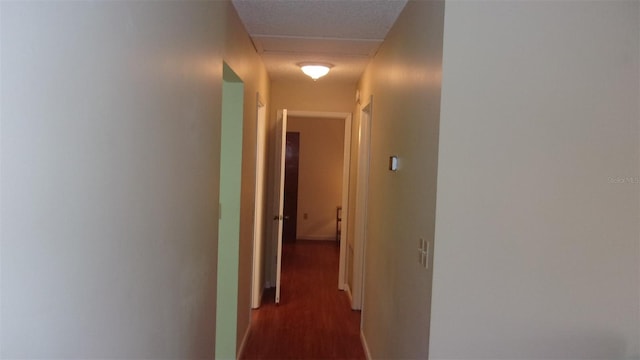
[
  {"xmin": 250, "ymin": 93, "xmax": 267, "ymax": 309},
  {"xmin": 280, "ymin": 110, "xmax": 352, "ymax": 291},
  {"xmin": 352, "ymin": 99, "xmax": 372, "ymax": 310}
]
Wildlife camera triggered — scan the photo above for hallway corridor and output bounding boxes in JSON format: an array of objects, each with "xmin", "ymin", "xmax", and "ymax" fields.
[{"xmin": 241, "ymin": 241, "xmax": 365, "ymax": 359}]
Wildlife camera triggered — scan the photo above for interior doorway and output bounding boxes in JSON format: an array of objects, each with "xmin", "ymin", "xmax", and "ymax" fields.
[
  {"xmin": 269, "ymin": 110, "xmax": 352, "ymax": 305},
  {"xmin": 216, "ymin": 63, "xmax": 244, "ymax": 360}
]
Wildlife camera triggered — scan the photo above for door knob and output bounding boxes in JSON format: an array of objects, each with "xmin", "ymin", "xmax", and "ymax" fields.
[{"xmin": 284, "ymin": 215, "xmax": 290, "ymax": 220}]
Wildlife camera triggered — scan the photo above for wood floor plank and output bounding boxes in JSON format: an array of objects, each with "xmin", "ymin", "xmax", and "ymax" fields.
[{"xmin": 240, "ymin": 241, "xmax": 366, "ymax": 360}]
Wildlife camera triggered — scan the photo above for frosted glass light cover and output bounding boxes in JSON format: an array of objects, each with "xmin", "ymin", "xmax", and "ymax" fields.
[{"xmin": 299, "ymin": 63, "xmax": 332, "ymax": 80}]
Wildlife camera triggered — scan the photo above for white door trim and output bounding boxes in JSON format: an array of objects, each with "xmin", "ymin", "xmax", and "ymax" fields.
[
  {"xmin": 250, "ymin": 93, "xmax": 266, "ymax": 309},
  {"xmin": 352, "ymin": 99, "xmax": 372, "ymax": 310}
]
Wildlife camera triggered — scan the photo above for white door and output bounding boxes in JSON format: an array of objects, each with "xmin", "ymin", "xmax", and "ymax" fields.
[{"xmin": 273, "ymin": 109, "xmax": 287, "ymax": 304}]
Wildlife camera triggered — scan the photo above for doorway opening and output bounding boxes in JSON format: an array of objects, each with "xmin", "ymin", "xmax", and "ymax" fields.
[
  {"xmin": 241, "ymin": 109, "xmax": 365, "ymax": 359},
  {"xmin": 215, "ymin": 62, "xmax": 244, "ymax": 360},
  {"xmin": 269, "ymin": 110, "xmax": 352, "ymax": 305}
]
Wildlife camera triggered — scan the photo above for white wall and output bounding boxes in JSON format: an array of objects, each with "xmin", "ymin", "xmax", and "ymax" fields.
[
  {"xmin": 287, "ymin": 116, "xmax": 345, "ymax": 241},
  {"xmin": 1, "ymin": 2, "xmax": 225, "ymax": 357},
  {"xmin": 356, "ymin": 1, "xmax": 445, "ymax": 358},
  {"xmin": 430, "ymin": 1, "xmax": 640, "ymax": 359}
]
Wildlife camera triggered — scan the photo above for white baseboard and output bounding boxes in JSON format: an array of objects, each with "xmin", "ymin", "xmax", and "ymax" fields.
[
  {"xmin": 360, "ymin": 330, "xmax": 372, "ymax": 360},
  {"xmin": 236, "ymin": 323, "xmax": 251, "ymax": 360},
  {"xmin": 344, "ymin": 283, "xmax": 353, "ymax": 303},
  {"xmin": 251, "ymin": 286, "xmax": 264, "ymax": 309}
]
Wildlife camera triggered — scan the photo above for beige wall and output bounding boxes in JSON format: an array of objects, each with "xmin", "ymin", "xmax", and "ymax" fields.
[
  {"xmin": 266, "ymin": 79, "xmax": 355, "ymax": 285},
  {"xmin": 270, "ymin": 79, "xmax": 356, "ymax": 118},
  {"xmin": 287, "ymin": 116, "xmax": 345, "ymax": 240},
  {"xmin": 355, "ymin": 1, "xmax": 445, "ymax": 358},
  {"xmin": 430, "ymin": 1, "xmax": 640, "ymax": 358},
  {"xmin": 1, "ymin": 1, "xmax": 226, "ymax": 357},
  {"xmin": 222, "ymin": 4, "xmax": 271, "ymax": 355}
]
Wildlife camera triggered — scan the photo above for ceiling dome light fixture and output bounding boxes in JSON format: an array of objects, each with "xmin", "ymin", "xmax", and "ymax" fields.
[{"xmin": 299, "ymin": 62, "xmax": 333, "ymax": 80}]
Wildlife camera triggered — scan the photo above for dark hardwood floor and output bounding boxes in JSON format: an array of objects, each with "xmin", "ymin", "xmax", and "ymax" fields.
[{"xmin": 240, "ymin": 240, "xmax": 366, "ymax": 359}]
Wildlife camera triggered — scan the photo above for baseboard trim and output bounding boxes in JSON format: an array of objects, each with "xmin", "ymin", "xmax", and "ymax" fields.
[
  {"xmin": 258, "ymin": 286, "xmax": 264, "ymax": 308},
  {"xmin": 236, "ymin": 323, "xmax": 251, "ymax": 360},
  {"xmin": 360, "ymin": 330, "xmax": 372, "ymax": 360},
  {"xmin": 252, "ymin": 286, "xmax": 264, "ymax": 309},
  {"xmin": 344, "ymin": 283, "xmax": 353, "ymax": 304}
]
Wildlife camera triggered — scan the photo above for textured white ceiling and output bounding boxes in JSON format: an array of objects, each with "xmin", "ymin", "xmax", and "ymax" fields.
[{"xmin": 231, "ymin": 0, "xmax": 408, "ymax": 83}]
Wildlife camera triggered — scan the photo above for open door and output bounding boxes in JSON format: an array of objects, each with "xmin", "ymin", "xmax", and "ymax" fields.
[{"xmin": 273, "ymin": 109, "xmax": 287, "ymax": 304}]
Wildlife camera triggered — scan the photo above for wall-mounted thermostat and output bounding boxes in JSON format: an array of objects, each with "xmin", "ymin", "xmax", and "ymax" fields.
[{"xmin": 389, "ymin": 156, "xmax": 399, "ymax": 171}]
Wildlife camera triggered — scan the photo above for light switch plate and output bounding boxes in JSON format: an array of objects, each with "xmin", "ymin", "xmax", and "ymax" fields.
[
  {"xmin": 418, "ymin": 237, "xmax": 430, "ymax": 269},
  {"xmin": 424, "ymin": 239, "xmax": 430, "ymax": 269},
  {"xmin": 389, "ymin": 156, "xmax": 399, "ymax": 171}
]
